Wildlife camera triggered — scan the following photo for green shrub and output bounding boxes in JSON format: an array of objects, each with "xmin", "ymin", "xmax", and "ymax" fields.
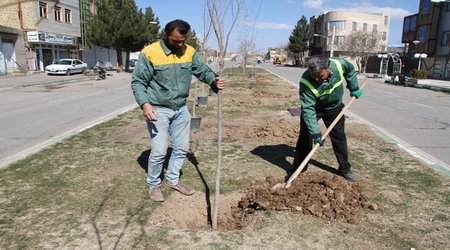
[{"xmin": 409, "ymin": 69, "xmax": 427, "ymax": 79}]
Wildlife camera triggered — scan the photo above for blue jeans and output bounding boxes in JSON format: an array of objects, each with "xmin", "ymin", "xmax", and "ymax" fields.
[{"xmin": 146, "ymin": 105, "xmax": 191, "ymax": 187}]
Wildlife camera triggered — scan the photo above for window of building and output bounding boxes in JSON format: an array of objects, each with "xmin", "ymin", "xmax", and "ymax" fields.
[
  {"xmin": 410, "ymin": 16, "xmax": 417, "ymax": 31},
  {"xmin": 384, "ymin": 16, "xmax": 389, "ymax": 25},
  {"xmin": 419, "ymin": 26, "xmax": 428, "ymax": 42},
  {"xmin": 39, "ymin": 1, "xmax": 48, "ymax": 19},
  {"xmin": 65, "ymin": 9, "xmax": 72, "ymax": 23},
  {"xmin": 441, "ymin": 31, "xmax": 450, "ymax": 46},
  {"xmin": 403, "ymin": 18, "xmax": 410, "ymax": 32},
  {"xmin": 382, "ymin": 32, "xmax": 387, "ymax": 41},
  {"xmin": 352, "ymin": 22, "xmax": 357, "ymax": 31},
  {"xmin": 328, "ymin": 21, "xmax": 346, "ymax": 31},
  {"xmin": 54, "ymin": 6, "xmax": 62, "ymax": 22},
  {"xmin": 422, "ymin": 0, "xmax": 431, "ymax": 14},
  {"xmin": 363, "ymin": 23, "xmax": 368, "ymax": 32},
  {"xmin": 373, "ymin": 24, "xmax": 378, "ymax": 32},
  {"xmin": 334, "ymin": 36, "xmax": 345, "ymax": 46}
]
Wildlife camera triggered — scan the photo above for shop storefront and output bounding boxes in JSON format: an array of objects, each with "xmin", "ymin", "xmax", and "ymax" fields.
[
  {"xmin": 26, "ymin": 31, "xmax": 79, "ymax": 71},
  {"xmin": 0, "ymin": 25, "xmax": 26, "ymax": 75}
]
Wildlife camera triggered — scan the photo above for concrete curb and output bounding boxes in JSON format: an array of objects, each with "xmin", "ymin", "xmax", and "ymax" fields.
[
  {"xmin": 382, "ymin": 79, "xmax": 450, "ymax": 94},
  {"xmin": 404, "ymin": 82, "xmax": 450, "ymax": 93}
]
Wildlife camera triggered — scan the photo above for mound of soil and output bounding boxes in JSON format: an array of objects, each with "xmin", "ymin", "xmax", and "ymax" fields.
[
  {"xmin": 147, "ymin": 172, "xmax": 371, "ymax": 231},
  {"xmin": 232, "ymin": 172, "xmax": 370, "ymax": 225}
]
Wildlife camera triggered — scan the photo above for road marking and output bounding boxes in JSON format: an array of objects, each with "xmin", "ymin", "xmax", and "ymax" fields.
[
  {"xmin": 0, "ymin": 87, "xmax": 14, "ymax": 92},
  {"xmin": 385, "ymin": 92, "xmax": 400, "ymax": 97},
  {"xmin": 264, "ymin": 68, "xmax": 299, "ymax": 89},
  {"xmin": 349, "ymin": 112, "xmax": 450, "ymax": 175},
  {"xmin": 413, "ymin": 102, "xmax": 432, "ymax": 108}
]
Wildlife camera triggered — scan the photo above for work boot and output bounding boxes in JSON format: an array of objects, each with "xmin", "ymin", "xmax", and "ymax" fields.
[
  {"xmin": 339, "ymin": 170, "xmax": 358, "ymax": 182},
  {"xmin": 165, "ymin": 181, "xmax": 195, "ymax": 196},
  {"xmin": 147, "ymin": 186, "xmax": 164, "ymax": 202}
]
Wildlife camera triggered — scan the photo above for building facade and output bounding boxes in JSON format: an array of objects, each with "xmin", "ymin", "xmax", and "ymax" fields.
[
  {"xmin": 0, "ymin": 0, "xmax": 33, "ymax": 74},
  {"xmin": 402, "ymin": 0, "xmax": 450, "ymax": 79},
  {"xmin": 27, "ymin": 0, "xmax": 81, "ymax": 71},
  {"xmin": 0, "ymin": 0, "xmax": 123, "ymax": 75},
  {"xmin": 310, "ymin": 10, "xmax": 390, "ymax": 57},
  {"xmin": 0, "ymin": 0, "xmax": 81, "ymax": 73}
]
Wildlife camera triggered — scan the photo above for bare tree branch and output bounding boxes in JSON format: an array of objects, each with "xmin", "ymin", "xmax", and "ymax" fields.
[{"xmin": 343, "ymin": 31, "xmax": 383, "ymax": 73}]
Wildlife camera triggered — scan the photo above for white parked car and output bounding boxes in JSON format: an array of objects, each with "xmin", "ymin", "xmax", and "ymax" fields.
[{"xmin": 45, "ymin": 59, "xmax": 87, "ymax": 75}]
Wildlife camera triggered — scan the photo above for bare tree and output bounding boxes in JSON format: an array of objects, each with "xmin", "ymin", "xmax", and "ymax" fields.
[
  {"xmin": 238, "ymin": 7, "xmax": 255, "ymax": 72},
  {"xmin": 205, "ymin": 0, "xmax": 244, "ymax": 230},
  {"xmin": 343, "ymin": 31, "xmax": 383, "ymax": 73},
  {"xmin": 238, "ymin": 35, "xmax": 255, "ymax": 72},
  {"xmin": 201, "ymin": 2, "xmax": 213, "ymax": 62}
]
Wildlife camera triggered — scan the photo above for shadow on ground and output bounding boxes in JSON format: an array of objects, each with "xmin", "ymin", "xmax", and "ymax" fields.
[{"xmin": 250, "ymin": 144, "xmax": 341, "ymax": 177}]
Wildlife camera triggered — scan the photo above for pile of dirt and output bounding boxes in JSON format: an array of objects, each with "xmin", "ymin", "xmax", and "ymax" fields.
[
  {"xmin": 147, "ymin": 171, "xmax": 371, "ymax": 231},
  {"xmin": 231, "ymin": 172, "xmax": 370, "ymax": 226}
]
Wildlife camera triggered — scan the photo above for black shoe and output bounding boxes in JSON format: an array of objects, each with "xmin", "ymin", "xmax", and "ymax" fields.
[{"xmin": 339, "ymin": 170, "xmax": 358, "ymax": 182}]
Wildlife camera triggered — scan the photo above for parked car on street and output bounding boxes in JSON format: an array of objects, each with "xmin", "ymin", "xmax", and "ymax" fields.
[{"xmin": 45, "ymin": 59, "xmax": 87, "ymax": 75}]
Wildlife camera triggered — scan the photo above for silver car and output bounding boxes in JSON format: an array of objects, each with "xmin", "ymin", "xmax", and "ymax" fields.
[{"xmin": 45, "ymin": 59, "xmax": 87, "ymax": 75}]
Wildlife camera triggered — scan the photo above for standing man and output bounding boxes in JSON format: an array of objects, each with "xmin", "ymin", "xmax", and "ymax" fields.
[
  {"xmin": 131, "ymin": 19, "xmax": 225, "ymax": 202},
  {"xmin": 290, "ymin": 56, "xmax": 362, "ymax": 181}
]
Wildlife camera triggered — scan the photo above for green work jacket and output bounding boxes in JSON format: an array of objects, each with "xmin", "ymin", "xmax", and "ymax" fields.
[
  {"xmin": 299, "ymin": 58, "xmax": 359, "ymax": 136},
  {"xmin": 131, "ymin": 39, "xmax": 217, "ymax": 110}
]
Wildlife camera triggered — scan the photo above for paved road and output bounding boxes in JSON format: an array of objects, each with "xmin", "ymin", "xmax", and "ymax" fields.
[
  {"xmin": 260, "ymin": 63, "xmax": 450, "ymax": 174},
  {"xmin": 0, "ymin": 62, "xmax": 230, "ymax": 168},
  {"xmin": 0, "ymin": 73, "xmax": 136, "ymax": 168}
]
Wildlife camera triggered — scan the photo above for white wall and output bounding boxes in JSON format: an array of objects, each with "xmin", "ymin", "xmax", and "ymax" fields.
[{"xmin": 82, "ymin": 45, "xmax": 126, "ymax": 69}]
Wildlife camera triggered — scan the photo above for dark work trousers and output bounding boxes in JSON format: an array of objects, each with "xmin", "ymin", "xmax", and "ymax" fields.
[{"xmin": 293, "ymin": 104, "xmax": 351, "ymax": 173}]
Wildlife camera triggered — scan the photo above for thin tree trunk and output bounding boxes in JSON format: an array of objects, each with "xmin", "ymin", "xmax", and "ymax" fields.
[
  {"xmin": 116, "ymin": 49, "xmax": 123, "ymax": 72},
  {"xmin": 207, "ymin": 0, "xmax": 244, "ymax": 230}
]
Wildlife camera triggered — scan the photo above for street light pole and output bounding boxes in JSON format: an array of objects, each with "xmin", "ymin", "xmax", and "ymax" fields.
[
  {"xmin": 414, "ymin": 53, "xmax": 427, "ymax": 70},
  {"xmin": 330, "ymin": 25, "xmax": 335, "ymax": 57}
]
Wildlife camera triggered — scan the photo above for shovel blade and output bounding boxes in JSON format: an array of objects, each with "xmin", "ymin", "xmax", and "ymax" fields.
[{"xmin": 271, "ymin": 182, "xmax": 286, "ymax": 191}]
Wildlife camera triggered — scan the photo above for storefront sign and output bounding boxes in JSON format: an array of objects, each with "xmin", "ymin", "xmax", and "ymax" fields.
[
  {"xmin": 27, "ymin": 31, "xmax": 76, "ymax": 45},
  {"xmin": 27, "ymin": 31, "xmax": 42, "ymax": 42}
]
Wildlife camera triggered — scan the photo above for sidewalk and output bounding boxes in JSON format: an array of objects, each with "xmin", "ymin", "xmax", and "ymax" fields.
[
  {"xmin": 370, "ymin": 74, "xmax": 450, "ymax": 93},
  {"xmin": 406, "ymin": 78, "xmax": 450, "ymax": 93}
]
